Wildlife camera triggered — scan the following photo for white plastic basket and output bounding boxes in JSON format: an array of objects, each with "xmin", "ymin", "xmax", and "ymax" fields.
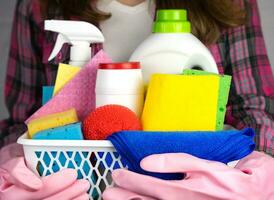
[{"xmin": 17, "ymin": 133, "xmax": 126, "ymax": 200}]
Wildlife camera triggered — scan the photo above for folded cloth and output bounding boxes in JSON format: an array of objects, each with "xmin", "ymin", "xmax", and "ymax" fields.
[
  {"xmin": 26, "ymin": 50, "xmax": 112, "ymax": 123},
  {"xmin": 108, "ymin": 128, "xmax": 255, "ymax": 180}
]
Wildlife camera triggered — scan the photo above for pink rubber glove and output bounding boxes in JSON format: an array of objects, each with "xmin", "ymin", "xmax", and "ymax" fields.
[
  {"xmin": 0, "ymin": 143, "xmax": 24, "ymax": 165},
  {"xmin": 0, "ymin": 157, "xmax": 90, "ymax": 200},
  {"xmin": 103, "ymin": 151, "xmax": 274, "ymax": 200}
]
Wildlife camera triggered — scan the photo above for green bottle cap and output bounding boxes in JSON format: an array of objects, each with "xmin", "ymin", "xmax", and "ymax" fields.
[{"xmin": 153, "ymin": 10, "xmax": 191, "ymax": 33}]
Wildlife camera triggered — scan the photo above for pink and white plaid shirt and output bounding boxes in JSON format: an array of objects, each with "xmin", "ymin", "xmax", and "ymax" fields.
[{"xmin": 1, "ymin": 0, "xmax": 274, "ymax": 156}]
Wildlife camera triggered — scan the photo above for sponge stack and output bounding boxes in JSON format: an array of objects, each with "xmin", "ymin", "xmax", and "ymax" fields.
[
  {"xmin": 142, "ymin": 72, "xmax": 231, "ymax": 131},
  {"xmin": 27, "ymin": 108, "xmax": 79, "ymax": 138}
]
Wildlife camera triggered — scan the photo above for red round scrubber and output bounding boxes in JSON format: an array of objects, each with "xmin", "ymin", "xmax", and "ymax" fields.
[{"xmin": 83, "ymin": 105, "xmax": 142, "ymax": 140}]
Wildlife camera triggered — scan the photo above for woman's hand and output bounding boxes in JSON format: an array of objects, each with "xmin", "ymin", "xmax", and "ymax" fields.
[
  {"xmin": 103, "ymin": 151, "xmax": 274, "ymax": 200},
  {"xmin": 0, "ymin": 157, "xmax": 90, "ymax": 200}
]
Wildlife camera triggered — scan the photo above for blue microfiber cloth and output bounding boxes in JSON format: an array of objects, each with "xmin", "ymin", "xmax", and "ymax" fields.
[{"xmin": 108, "ymin": 128, "xmax": 255, "ymax": 180}]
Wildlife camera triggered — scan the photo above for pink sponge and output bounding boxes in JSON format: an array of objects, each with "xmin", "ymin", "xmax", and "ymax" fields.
[{"xmin": 83, "ymin": 105, "xmax": 142, "ymax": 140}]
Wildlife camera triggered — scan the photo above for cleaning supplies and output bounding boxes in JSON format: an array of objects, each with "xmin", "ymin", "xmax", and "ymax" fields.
[
  {"xmin": 43, "ymin": 20, "xmax": 104, "ymax": 109},
  {"xmin": 26, "ymin": 51, "xmax": 112, "ymax": 123},
  {"xmin": 27, "ymin": 108, "xmax": 78, "ymax": 138},
  {"xmin": 53, "ymin": 64, "xmax": 81, "ymax": 96},
  {"xmin": 32, "ymin": 122, "xmax": 83, "ymax": 140},
  {"xmin": 141, "ymin": 74, "xmax": 228, "ymax": 131},
  {"xmin": 108, "ymin": 128, "xmax": 255, "ymax": 180},
  {"xmin": 45, "ymin": 20, "xmax": 104, "ymax": 67},
  {"xmin": 83, "ymin": 105, "xmax": 142, "ymax": 140},
  {"xmin": 96, "ymin": 62, "xmax": 144, "ymax": 117},
  {"xmin": 130, "ymin": 9, "xmax": 218, "ymax": 84}
]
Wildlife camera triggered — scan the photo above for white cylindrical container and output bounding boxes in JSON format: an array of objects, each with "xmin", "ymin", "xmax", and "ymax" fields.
[{"xmin": 96, "ymin": 62, "xmax": 144, "ymax": 117}]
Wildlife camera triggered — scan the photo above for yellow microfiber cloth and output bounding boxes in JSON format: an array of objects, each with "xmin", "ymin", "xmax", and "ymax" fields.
[
  {"xmin": 27, "ymin": 108, "xmax": 78, "ymax": 138},
  {"xmin": 53, "ymin": 63, "xmax": 81, "ymax": 96},
  {"xmin": 141, "ymin": 74, "xmax": 220, "ymax": 131}
]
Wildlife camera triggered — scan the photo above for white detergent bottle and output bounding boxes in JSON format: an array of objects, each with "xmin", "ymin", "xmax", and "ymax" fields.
[
  {"xmin": 130, "ymin": 9, "xmax": 219, "ymax": 84},
  {"xmin": 45, "ymin": 20, "xmax": 104, "ymax": 67}
]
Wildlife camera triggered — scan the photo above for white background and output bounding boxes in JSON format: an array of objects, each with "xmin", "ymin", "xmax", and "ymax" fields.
[{"xmin": 0, "ymin": 0, "xmax": 273, "ymax": 119}]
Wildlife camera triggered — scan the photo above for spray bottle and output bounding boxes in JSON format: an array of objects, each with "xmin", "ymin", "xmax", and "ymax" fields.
[
  {"xmin": 44, "ymin": 20, "xmax": 105, "ymax": 97},
  {"xmin": 45, "ymin": 20, "xmax": 105, "ymax": 67}
]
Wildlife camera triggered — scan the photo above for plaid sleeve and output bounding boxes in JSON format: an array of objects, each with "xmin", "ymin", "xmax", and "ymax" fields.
[
  {"xmin": 0, "ymin": 0, "xmax": 101, "ymax": 149},
  {"xmin": 223, "ymin": 0, "xmax": 274, "ymax": 156},
  {"xmin": 0, "ymin": 0, "xmax": 46, "ymax": 148}
]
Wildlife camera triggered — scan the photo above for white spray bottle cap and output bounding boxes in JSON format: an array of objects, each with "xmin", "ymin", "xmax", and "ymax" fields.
[{"xmin": 45, "ymin": 20, "xmax": 104, "ymax": 67}]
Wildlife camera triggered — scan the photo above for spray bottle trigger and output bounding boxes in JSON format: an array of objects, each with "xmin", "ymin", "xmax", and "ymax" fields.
[{"xmin": 48, "ymin": 34, "xmax": 71, "ymax": 61}]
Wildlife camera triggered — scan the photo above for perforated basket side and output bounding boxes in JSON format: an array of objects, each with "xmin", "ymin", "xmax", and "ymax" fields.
[{"xmin": 17, "ymin": 134, "xmax": 126, "ymax": 200}]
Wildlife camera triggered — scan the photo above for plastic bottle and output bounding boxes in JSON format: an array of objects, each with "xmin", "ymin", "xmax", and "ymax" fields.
[
  {"xmin": 45, "ymin": 20, "xmax": 104, "ymax": 67},
  {"xmin": 96, "ymin": 62, "xmax": 144, "ymax": 117},
  {"xmin": 130, "ymin": 9, "xmax": 219, "ymax": 84}
]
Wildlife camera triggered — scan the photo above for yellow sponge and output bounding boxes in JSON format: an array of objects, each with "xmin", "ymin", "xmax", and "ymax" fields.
[
  {"xmin": 27, "ymin": 108, "xmax": 78, "ymax": 138},
  {"xmin": 141, "ymin": 74, "xmax": 220, "ymax": 131},
  {"xmin": 53, "ymin": 63, "xmax": 81, "ymax": 96}
]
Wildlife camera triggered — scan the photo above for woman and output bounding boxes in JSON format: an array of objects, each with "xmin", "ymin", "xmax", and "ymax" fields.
[
  {"xmin": 1, "ymin": 0, "xmax": 274, "ymax": 154},
  {"xmin": 0, "ymin": 0, "xmax": 274, "ymax": 199}
]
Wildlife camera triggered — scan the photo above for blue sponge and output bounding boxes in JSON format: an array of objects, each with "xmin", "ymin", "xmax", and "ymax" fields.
[{"xmin": 32, "ymin": 122, "xmax": 83, "ymax": 140}]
